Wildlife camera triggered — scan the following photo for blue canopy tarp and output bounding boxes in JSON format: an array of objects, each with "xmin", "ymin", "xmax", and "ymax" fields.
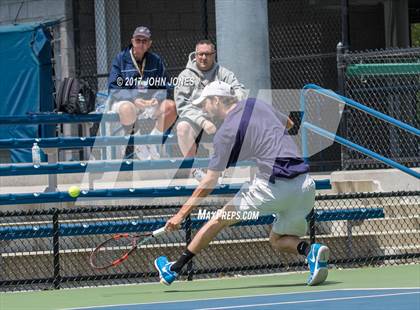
[{"xmin": 0, "ymin": 21, "xmax": 56, "ymax": 162}]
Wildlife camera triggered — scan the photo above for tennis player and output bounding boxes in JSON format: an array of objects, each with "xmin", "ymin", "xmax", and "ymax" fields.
[{"xmin": 154, "ymin": 81, "xmax": 329, "ymax": 286}]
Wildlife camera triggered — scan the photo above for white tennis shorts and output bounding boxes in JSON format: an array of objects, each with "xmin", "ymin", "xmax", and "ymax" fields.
[{"xmin": 231, "ymin": 173, "xmax": 315, "ymax": 237}]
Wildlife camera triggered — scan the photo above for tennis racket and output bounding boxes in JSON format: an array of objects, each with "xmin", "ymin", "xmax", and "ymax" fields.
[{"xmin": 90, "ymin": 227, "xmax": 166, "ymax": 270}]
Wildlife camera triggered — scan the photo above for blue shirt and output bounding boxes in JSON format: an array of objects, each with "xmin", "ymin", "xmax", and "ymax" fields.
[
  {"xmin": 208, "ymin": 99, "xmax": 309, "ymax": 181},
  {"xmin": 108, "ymin": 47, "xmax": 172, "ymax": 101}
]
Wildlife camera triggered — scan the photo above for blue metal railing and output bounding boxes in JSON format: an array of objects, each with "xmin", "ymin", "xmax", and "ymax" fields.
[
  {"xmin": 0, "ymin": 180, "xmax": 331, "ymax": 206},
  {"xmin": 0, "ymin": 185, "xmax": 241, "ymax": 205},
  {"xmin": 0, "ymin": 134, "xmax": 179, "ymax": 149},
  {"xmin": 302, "ymin": 84, "xmax": 420, "ymax": 136},
  {"xmin": 0, "ymin": 158, "xmax": 252, "ymax": 176},
  {"xmin": 0, "ymin": 113, "xmax": 119, "ymax": 125},
  {"xmin": 300, "ymin": 84, "xmax": 419, "ymax": 179}
]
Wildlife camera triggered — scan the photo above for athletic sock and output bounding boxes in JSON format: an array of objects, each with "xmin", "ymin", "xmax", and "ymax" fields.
[
  {"xmin": 170, "ymin": 249, "xmax": 195, "ymax": 273},
  {"xmin": 297, "ymin": 241, "xmax": 311, "ymax": 256}
]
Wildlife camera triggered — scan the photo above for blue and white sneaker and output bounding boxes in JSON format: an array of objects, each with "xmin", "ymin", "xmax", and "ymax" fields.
[
  {"xmin": 154, "ymin": 256, "xmax": 178, "ymax": 286},
  {"xmin": 306, "ymin": 243, "xmax": 329, "ymax": 286}
]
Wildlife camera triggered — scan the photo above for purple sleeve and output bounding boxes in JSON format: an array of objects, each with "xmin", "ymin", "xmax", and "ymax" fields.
[{"xmin": 207, "ymin": 130, "xmax": 235, "ymax": 172}]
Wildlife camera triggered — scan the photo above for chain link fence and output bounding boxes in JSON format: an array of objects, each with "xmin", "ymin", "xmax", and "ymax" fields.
[
  {"xmin": 343, "ymin": 48, "xmax": 420, "ymax": 170},
  {"xmin": 267, "ymin": 0, "xmax": 343, "ymax": 171},
  {"xmin": 73, "ymin": 0, "xmax": 215, "ymax": 92},
  {"xmin": 70, "ymin": 1, "xmax": 419, "ymax": 171},
  {"xmin": 268, "ymin": 0, "xmax": 340, "ymax": 90},
  {"xmin": 1, "ymin": 191, "xmax": 418, "ymax": 291}
]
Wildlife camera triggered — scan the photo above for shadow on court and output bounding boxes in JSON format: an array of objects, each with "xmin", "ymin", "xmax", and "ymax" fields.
[
  {"xmin": 164, "ymin": 281, "xmax": 342, "ymax": 293},
  {"xmin": 99, "ymin": 281, "xmax": 342, "ymax": 298}
]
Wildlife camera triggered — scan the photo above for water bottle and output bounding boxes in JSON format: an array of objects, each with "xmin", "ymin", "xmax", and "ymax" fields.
[
  {"xmin": 32, "ymin": 143, "xmax": 41, "ymax": 167},
  {"xmin": 95, "ymin": 101, "xmax": 105, "ymax": 113},
  {"xmin": 95, "ymin": 92, "xmax": 108, "ymax": 113}
]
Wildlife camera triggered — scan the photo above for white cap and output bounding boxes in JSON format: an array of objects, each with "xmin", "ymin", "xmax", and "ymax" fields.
[{"xmin": 192, "ymin": 81, "xmax": 236, "ymax": 106}]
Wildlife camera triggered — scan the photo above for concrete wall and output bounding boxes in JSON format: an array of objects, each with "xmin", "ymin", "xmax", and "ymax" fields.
[
  {"xmin": 0, "ymin": 0, "xmax": 65, "ymax": 24},
  {"xmin": 331, "ymin": 168, "xmax": 420, "ymax": 192}
]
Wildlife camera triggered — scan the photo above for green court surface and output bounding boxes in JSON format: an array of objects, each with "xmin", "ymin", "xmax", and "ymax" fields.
[{"xmin": 1, "ymin": 264, "xmax": 419, "ymax": 310}]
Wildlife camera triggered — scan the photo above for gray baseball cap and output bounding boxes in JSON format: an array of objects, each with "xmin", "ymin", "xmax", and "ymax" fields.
[{"xmin": 132, "ymin": 26, "xmax": 151, "ymax": 38}]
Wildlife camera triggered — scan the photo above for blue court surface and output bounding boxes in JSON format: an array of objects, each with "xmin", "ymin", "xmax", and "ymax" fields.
[{"xmin": 72, "ymin": 288, "xmax": 419, "ymax": 310}]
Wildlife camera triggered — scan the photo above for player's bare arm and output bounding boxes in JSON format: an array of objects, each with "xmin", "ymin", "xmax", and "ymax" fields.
[{"xmin": 165, "ymin": 170, "xmax": 220, "ymax": 231}]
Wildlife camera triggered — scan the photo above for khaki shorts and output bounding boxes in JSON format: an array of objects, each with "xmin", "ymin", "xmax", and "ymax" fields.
[{"xmin": 231, "ymin": 173, "xmax": 315, "ymax": 236}]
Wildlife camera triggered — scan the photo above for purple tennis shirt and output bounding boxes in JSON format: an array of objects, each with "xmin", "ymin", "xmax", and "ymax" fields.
[{"xmin": 208, "ymin": 98, "xmax": 309, "ymax": 182}]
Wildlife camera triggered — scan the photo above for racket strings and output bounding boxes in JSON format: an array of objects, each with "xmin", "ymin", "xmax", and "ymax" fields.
[{"xmin": 91, "ymin": 234, "xmax": 139, "ymax": 269}]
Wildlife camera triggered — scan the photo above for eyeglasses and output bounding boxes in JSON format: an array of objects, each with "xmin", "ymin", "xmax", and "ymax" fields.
[
  {"xmin": 196, "ymin": 52, "xmax": 215, "ymax": 57},
  {"xmin": 134, "ymin": 38, "xmax": 150, "ymax": 44}
]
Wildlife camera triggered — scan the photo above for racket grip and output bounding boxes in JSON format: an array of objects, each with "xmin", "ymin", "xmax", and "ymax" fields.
[{"xmin": 152, "ymin": 227, "xmax": 166, "ymax": 237}]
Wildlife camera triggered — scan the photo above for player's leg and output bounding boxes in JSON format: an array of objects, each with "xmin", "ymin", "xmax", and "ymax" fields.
[
  {"xmin": 155, "ymin": 204, "xmax": 240, "ymax": 285},
  {"xmin": 269, "ymin": 233, "xmax": 308, "ymax": 255},
  {"xmin": 270, "ymin": 174, "xmax": 329, "ymax": 286},
  {"xmin": 269, "ymin": 230, "xmax": 328, "ymax": 286},
  {"xmin": 187, "ymin": 205, "xmax": 240, "ymax": 254}
]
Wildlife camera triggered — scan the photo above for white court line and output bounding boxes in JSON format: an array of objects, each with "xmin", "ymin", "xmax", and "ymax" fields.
[
  {"xmin": 62, "ymin": 288, "xmax": 420, "ymax": 310},
  {"xmin": 194, "ymin": 291, "xmax": 420, "ymax": 310}
]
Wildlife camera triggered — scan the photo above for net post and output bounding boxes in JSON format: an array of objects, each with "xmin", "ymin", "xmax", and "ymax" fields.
[
  {"xmin": 52, "ymin": 208, "xmax": 61, "ymax": 289},
  {"xmin": 185, "ymin": 215, "xmax": 194, "ymax": 281}
]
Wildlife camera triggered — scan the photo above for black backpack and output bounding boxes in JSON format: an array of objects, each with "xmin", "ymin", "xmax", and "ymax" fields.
[{"xmin": 56, "ymin": 77, "xmax": 95, "ymax": 114}]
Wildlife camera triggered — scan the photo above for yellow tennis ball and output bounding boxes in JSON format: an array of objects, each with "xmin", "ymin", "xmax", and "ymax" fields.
[{"xmin": 68, "ymin": 186, "xmax": 81, "ymax": 198}]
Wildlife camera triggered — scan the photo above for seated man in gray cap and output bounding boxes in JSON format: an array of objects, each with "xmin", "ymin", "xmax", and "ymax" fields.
[{"xmin": 108, "ymin": 26, "xmax": 177, "ymax": 159}]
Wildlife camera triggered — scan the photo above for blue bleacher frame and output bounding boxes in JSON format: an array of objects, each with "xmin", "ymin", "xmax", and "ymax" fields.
[{"xmin": 0, "ymin": 208, "xmax": 385, "ymax": 240}]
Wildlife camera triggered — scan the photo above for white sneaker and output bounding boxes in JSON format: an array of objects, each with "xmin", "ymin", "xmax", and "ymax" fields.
[
  {"xmin": 192, "ymin": 168, "xmax": 206, "ymax": 182},
  {"xmin": 148, "ymin": 145, "xmax": 161, "ymax": 160},
  {"xmin": 218, "ymin": 171, "xmax": 227, "ymax": 184},
  {"xmin": 135, "ymin": 145, "xmax": 151, "ymax": 160}
]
